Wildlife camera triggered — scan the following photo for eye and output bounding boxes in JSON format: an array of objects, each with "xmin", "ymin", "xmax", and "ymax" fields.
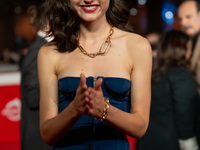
[
  {"xmin": 178, "ymin": 17, "xmax": 182, "ymax": 22},
  {"xmin": 186, "ymin": 15, "xmax": 191, "ymax": 19}
]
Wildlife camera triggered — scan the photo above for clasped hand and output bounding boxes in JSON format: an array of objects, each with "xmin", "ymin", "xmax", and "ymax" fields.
[{"xmin": 72, "ymin": 74, "xmax": 105, "ymax": 119}]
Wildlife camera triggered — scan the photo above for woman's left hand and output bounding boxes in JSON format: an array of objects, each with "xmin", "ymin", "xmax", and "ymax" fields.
[{"xmin": 86, "ymin": 78, "xmax": 105, "ymax": 118}]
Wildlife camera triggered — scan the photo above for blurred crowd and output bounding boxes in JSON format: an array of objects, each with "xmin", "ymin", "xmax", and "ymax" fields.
[
  {"xmin": 138, "ymin": 1, "xmax": 200, "ymax": 150},
  {"xmin": 0, "ymin": 4, "xmax": 39, "ymax": 71}
]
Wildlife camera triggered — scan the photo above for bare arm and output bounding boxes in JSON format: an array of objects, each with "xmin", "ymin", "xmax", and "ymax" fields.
[
  {"xmin": 38, "ymin": 46, "xmax": 90, "ymax": 145},
  {"xmin": 87, "ymin": 36, "xmax": 152, "ymax": 138}
]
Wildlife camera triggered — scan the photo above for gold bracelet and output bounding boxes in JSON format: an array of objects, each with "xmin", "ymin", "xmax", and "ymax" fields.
[{"xmin": 94, "ymin": 97, "xmax": 110, "ymax": 121}]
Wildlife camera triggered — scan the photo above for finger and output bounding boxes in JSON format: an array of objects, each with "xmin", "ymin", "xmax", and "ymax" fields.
[
  {"xmin": 80, "ymin": 73, "xmax": 87, "ymax": 86},
  {"xmin": 76, "ymin": 91, "xmax": 87, "ymax": 103},
  {"xmin": 86, "ymin": 87, "xmax": 92, "ymax": 96},
  {"xmin": 85, "ymin": 104, "xmax": 90, "ymax": 112},
  {"xmin": 78, "ymin": 90, "xmax": 91, "ymax": 104},
  {"xmin": 88, "ymin": 89, "xmax": 94, "ymax": 100},
  {"xmin": 77, "ymin": 74, "xmax": 87, "ymax": 93},
  {"xmin": 87, "ymin": 87, "xmax": 92, "ymax": 93},
  {"xmin": 84, "ymin": 95, "xmax": 90, "ymax": 103},
  {"xmin": 87, "ymin": 109, "xmax": 93, "ymax": 116},
  {"xmin": 94, "ymin": 78, "xmax": 103, "ymax": 91},
  {"xmin": 84, "ymin": 88, "xmax": 92, "ymax": 102},
  {"xmin": 84, "ymin": 89, "xmax": 90, "ymax": 97},
  {"xmin": 89, "ymin": 97, "xmax": 93, "ymax": 107}
]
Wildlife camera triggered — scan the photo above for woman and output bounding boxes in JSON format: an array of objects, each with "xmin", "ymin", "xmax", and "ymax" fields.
[
  {"xmin": 38, "ymin": 0, "xmax": 152, "ymax": 149},
  {"xmin": 137, "ymin": 30, "xmax": 199, "ymax": 150}
]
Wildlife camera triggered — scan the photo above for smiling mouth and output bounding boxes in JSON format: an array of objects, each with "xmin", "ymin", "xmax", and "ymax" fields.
[
  {"xmin": 80, "ymin": 5, "xmax": 99, "ymax": 12},
  {"xmin": 81, "ymin": 5, "xmax": 99, "ymax": 9}
]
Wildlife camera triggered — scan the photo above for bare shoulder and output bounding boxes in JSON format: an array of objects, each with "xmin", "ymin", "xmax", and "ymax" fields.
[
  {"xmin": 37, "ymin": 43, "xmax": 63, "ymax": 76},
  {"xmin": 38, "ymin": 43, "xmax": 61, "ymax": 63},
  {"xmin": 124, "ymin": 32, "xmax": 152, "ymax": 60},
  {"xmin": 126, "ymin": 32, "xmax": 151, "ymax": 53},
  {"xmin": 114, "ymin": 28, "xmax": 151, "ymax": 54},
  {"xmin": 39, "ymin": 43, "xmax": 59, "ymax": 58},
  {"xmin": 114, "ymin": 29, "xmax": 152, "ymax": 68}
]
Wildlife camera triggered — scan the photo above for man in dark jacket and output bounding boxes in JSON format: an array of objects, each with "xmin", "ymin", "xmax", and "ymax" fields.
[
  {"xmin": 20, "ymin": 3, "xmax": 52, "ymax": 150},
  {"xmin": 178, "ymin": 1, "xmax": 200, "ymax": 148}
]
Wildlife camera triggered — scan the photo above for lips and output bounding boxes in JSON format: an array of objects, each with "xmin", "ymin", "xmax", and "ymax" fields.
[{"xmin": 80, "ymin": 5, "xmax": 99, "ymax": 13}]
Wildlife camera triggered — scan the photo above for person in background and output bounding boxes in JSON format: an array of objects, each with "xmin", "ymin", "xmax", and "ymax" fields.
[
  {"xmin": 14, "ymin": 37, "xmax": 30, "ymax": 68},
  {"xmin": 136, "ymin": 30, "xmax": 199, "ymax": 150},
  {"xmin": 178, "ymin": 0, "xmax": 200, "ymax": 147},
  {"xmin": 20, "ymin": 3, "xmax": 52, "ymax": 150},
  {"xmin": 38, "ymin": 0, "xmax": 152, "ymax": 149},
  {"xmin": 0, "ymin": 48, "xmax": 15, "ymax": 64},
  {"xmin": 178, "ymin": 0, "xmax": 200, "ymax": 90},
  {"xmin": 146, "ymin": 32, "xmax": 160, "ymax": 59}
]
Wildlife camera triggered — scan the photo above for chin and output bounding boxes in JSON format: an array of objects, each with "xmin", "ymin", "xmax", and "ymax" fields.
[
  {"xmin": 84, "ymin": 18, "xmax": 97, "ymax": 22},
  {"xmin": 185, "ymin": 31, "xmax": 196, "ymax": 37},
  {"xmin": 189, "ymin": 33, "xmax": 197, "ymax": 37},
  {"xmin": 81, "ymin": 16, "xmax": 101, "ymax": 22}
]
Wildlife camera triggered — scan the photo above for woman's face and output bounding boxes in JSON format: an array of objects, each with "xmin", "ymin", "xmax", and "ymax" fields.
[{"xmin": 70, "ymin": 0, "xmax": 110, "ymax": 22}]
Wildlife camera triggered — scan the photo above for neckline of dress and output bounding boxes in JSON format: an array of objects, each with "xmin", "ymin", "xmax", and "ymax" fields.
[{"xmin": 58, "ymin": 76, "xmax": 131, "ymax": 82}]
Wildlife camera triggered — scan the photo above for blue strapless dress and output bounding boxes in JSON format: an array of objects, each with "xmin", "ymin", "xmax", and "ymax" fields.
[{"xmin": 54, "ymin": 76, "xmax": 131, "ymax": 150}]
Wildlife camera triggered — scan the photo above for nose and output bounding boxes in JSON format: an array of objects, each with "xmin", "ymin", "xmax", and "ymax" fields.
[{"xmin": 179, "ymin": 18, "xmax": 188, "ymax": 27}]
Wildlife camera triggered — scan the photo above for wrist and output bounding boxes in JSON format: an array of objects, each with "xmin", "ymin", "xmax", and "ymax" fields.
[
  {"xmin": 68, "ymin": 101, "xmax": 82, "ymax": 118},
  {"xmin": 94, "ymin": 97, "xmax": 110, "ymax": 121}
]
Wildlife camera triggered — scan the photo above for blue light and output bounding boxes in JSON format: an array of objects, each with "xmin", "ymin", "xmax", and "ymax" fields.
[
  {"xmin": 161, "ymin": 2, "xmax": 177, "ymax": 25},
  {"xmin": 165, "ymin": 11, "xmax": 174, "ymax": 20},
  {"xmin": 138, "ymin": 0, "xmax": 147, "ymax": 5}
]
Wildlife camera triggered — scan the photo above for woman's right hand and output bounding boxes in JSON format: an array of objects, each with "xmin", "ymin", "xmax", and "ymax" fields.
[{"xmin": 70, "ymin": 74, "xmax": 91, "ymax": 116}]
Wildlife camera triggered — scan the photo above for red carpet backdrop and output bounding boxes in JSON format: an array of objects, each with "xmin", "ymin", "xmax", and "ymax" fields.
[{"xmin": 0, "ymin": 72, "xmax": 21, "ymax": 150}]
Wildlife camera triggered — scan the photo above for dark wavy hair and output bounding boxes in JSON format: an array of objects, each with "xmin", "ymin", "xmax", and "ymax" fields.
[
  {"xmin": 33, "ymin": 3, "xmax": 47, "ymax": 30},
  {"xmin": 152, "ymin": 30, "xmax": 191, "ymax": 84},
  {"xmin": 43, "ymin": 0, "xmax": 133, "ymax": 52}
]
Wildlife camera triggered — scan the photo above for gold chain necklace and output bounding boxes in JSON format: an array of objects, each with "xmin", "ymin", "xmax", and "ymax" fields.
[{"xmin": 77, "ymin": 25, "xmax": 114, "ymax": 58}]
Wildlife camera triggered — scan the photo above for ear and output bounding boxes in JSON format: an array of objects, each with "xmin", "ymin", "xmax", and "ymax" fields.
[{"xmin": 198, "ymin": 11, "xmax": 200, "ymax": 18}]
